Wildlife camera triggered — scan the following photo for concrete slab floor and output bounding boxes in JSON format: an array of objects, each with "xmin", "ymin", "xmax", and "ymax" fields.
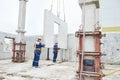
[
  {"xmin": 102, "ymin": 64, "xmax": 120, "ymax": 80},
  {"xmin": 0, "ymin": 59, "xmax": 77, "ymax": 80},
  {"xmin": 0, "ymin": 60, "xmax": 120, "ymax": 80}
]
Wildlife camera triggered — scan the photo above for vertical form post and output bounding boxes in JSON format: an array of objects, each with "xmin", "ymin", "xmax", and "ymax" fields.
[
  {"xmin": 95, "ymin": 35, "xmax": 100, "ymax": 72},
  {"xmin": 79, "ymin": 35, "xmax": 83, "ymax": 80},
  {"xmin": 24, "ymin": 44, "xmax": 26, "ymax": 61},
  {"xmin": 12, "ymin": 42, "xmax": 16, "ymax": 62},
  {"xmin": 19, "ymin": 42, "xmax": 22, "ymax": 62}
]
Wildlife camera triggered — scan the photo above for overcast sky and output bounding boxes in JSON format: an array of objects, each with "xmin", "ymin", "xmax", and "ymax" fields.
[
  {"xmin": 100, "ymin": 0, "xmax": 120, "ymax": 27},
  {"xmin": 0, "ymin": 0, "xmax": 120, "ymax": 35}
]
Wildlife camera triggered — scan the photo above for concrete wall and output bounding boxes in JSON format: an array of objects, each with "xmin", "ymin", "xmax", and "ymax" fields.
[
  {"xmin": 0, "ymin": 32, "xmax": 16, "ymax": 60},
  {"xmin": 24, "ymin": 34, "xmax": 78, "ymax": 62},
  {"xmin": 101, "ymin": 32, "xmax": 120, "ymax": 64},
  {"xmin": 0, "ymin": 32, "xmax": 120, "ymax": 64}
]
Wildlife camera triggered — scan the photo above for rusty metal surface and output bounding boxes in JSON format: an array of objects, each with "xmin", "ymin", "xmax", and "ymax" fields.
[{"xmin": 12, "ymin": 42, "xmax": 26, "ymax": 62}]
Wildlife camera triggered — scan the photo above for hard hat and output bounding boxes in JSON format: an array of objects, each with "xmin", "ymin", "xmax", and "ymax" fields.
[{"xmin": 38, "ymin": 37, "xmax": 42, "ymax": 40}]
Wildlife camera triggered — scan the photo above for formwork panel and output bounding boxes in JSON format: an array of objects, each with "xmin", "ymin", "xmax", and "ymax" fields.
[{"xmin": 84, "ymin": 36, "xmax": 95, "ymax": 51}]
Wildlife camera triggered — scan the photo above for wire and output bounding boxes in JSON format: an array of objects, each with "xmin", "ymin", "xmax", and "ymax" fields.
[
  {"xmin": 57, "ymin": 0, "xmax": 60, "ymax": 17},
  {"xmin": 50, "ymin": 0, "xmax": 66, "ymax": 22},
  {"xmin": 50, "ymin": 0, "xmax": 54, "ymax": 12},
  {"xmin": 63, "ymin": 0, "xmax": 66, "ymax": 22}
]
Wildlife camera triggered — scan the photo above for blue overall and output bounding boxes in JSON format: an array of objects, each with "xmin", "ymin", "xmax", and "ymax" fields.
[
  {"xmin": 53, "ymin": 44, "xmax": 58, "ymax": 62},
  {"xmin": 32, "ymin": 41, "xmax": 45, "ymax": 67}
]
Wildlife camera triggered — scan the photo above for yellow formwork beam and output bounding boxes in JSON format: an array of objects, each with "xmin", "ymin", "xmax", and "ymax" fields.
[{"xmin": 102, "ymin": 26, "xmax": 120, "ymax": 32}]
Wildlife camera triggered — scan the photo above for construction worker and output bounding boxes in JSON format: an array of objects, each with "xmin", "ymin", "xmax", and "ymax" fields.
[
  {"xmin": 53, "ymin": 42, "xmax": 59, "ymax": 62},
  {"xmin": 32, "ymin": 37, "xmax": 45, "ymax": 68}
]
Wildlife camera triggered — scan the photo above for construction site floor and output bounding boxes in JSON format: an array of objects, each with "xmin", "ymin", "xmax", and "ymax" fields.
[
  {"xmin": 0, "ymin": 59, "xmax": 120, "ymax": 80},
  {"xmin": 102, "ymin": 64, "xmax": 120, "ymax": 80},
  {"xmin": 0, "ymin": 59, "xmax": 77, "ymax": 80}
]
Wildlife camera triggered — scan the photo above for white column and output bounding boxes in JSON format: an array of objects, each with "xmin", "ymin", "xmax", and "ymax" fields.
[
  {"xmin": 79, "ymin": 0, "xmax": 99, "ymax": 52},
  {"xmin": 16, "ymin": 0, "xmax": 28, "ymax": 43},
  {"xmin": 79, "ymin": 0, "xmax": 99, "ymax": 31},
  {"xmin": 78, "ymin": 0, "xmax": 100, "ymax": 80}
]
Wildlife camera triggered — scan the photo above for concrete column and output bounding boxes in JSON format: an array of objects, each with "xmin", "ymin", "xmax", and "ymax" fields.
[
  {"xmin": 79, "ymin": 0, "xmax": 99, "ymax": 31},
  {"xmin": 16, "ymin": 0, "xmax": 28, "ymax": 42},
  {"xmin": 79, "ymin": 0, "xmax": 100, "ymax": 55},
  {"xmin": 78, "ymin": 0, "xmax": 100, "ymax": 80}
]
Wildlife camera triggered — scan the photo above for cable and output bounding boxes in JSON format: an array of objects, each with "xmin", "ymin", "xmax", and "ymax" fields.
[
  {"xmin": 50, "ymin": 0, "xmax": 66, "ymax": 22},
  {"xmin": 57, "ymin": 0, "xmax": 60, "ymax": 17},
  {"xmin": 50, "ymin": 0, "xmax": 54, "ymax": 12},
  {"xmin": 63, "ymin": 0, "xmax": 66, "ymax": 22}
]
